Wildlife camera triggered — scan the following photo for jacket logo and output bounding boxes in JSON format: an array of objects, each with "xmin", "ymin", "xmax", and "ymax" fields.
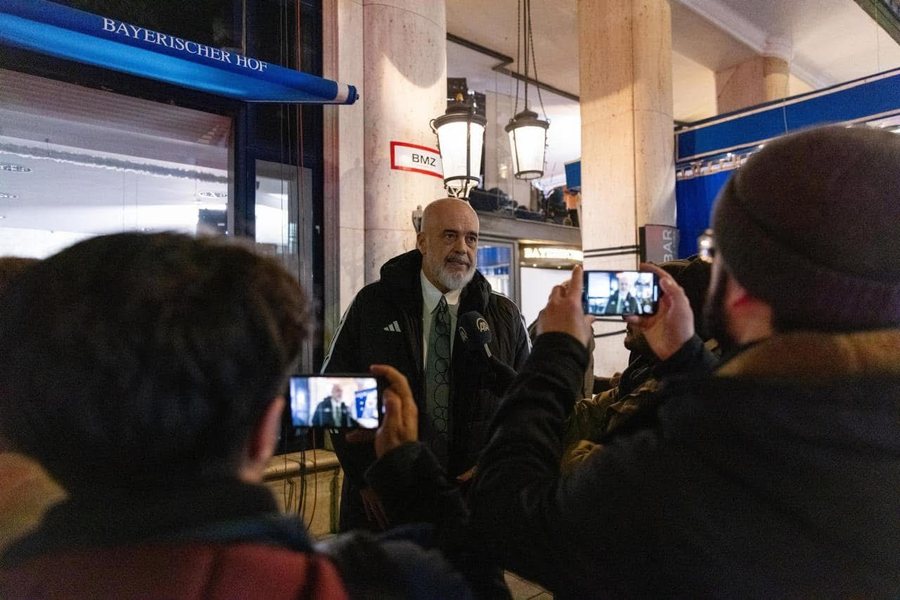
[
  {"xmin": 476, "ymin": 318, "xmax": 489, "ymax": 333},
  {"xmin": 383, "ymin": 321, "xmax": 401, "ymax": 333}
]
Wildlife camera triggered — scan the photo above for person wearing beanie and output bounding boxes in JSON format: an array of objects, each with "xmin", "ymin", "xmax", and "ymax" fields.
[{"xmin": 468, "ymin": 125, "xmax": 900, "ymax": 599}]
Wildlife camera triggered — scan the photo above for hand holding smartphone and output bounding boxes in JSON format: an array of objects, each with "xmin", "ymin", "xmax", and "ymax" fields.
[
  {"xmin": 582, "ymin": 270, "xmax": 660, "ymax": 316},
  {"xmin": 289, "ymin": 374, "xmax": 382, "ymax": 430}
]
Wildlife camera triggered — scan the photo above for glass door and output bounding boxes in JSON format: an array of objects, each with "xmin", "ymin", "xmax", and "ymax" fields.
[{"xmin": 477, "ymin": 238, "xmax": 518, "ymax": 304}]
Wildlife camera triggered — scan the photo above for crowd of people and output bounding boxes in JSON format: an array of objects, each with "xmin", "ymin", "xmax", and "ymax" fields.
[{"xmin": 0, "ymin": 124, "xmax": 898, "ymax": 599}]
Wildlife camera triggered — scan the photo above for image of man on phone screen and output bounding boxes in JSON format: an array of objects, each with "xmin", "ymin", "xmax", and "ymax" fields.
[
  {"xmin": 311, "ymin": 383, "xmax": 356, "ymax": 427},
  {"xmin": 604, "ymin": 272, "xmax": 641, "ymax": 315}
]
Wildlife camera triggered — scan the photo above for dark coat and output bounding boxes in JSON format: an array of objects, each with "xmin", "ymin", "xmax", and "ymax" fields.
[
  {"xmin": 562, "ymin": 337, "xmax": 720, "ymax": 471},
  {"xmin": 311, "ymin": 396, "xmax": 356, "ymax": 427},
  {"xmin": 323, "ymin": 250, "xmax": 530, "ymax": 530},
  {"xmin": 470, "ymin": 329, "xmax": 900, "ymax": 599},
  {"xmin": 603, "ymin": 290, "xmax": 640, "ymax": 315}
]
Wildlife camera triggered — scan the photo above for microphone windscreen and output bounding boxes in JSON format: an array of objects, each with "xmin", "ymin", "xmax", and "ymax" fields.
[{"xmin": 458, "ymin": 310, "xmax": 493, "ymax": 351}]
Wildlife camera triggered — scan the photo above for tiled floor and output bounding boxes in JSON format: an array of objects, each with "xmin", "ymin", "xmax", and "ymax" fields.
[{"xmin": 505, "ymin": 571, "xmax": 552, "ymax": 599}]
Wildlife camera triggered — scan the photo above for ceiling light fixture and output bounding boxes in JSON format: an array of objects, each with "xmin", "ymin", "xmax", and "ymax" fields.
[
  {"xmin": 506, "ymin": 0, "xmax": 549, "ymax": 180},
  {"xmin": 0, "ymin": 193, "xmax": 18, "ymax": 199},
  {"xmin": 431, "ymin": 92, "xmax": 486, "ymax": 199}
]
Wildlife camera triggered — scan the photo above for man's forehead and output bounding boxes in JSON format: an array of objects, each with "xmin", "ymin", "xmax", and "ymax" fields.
[
  {"xmin": 424, "ymin": 200, "xmax": 479, "ymax": 230},
  {"xmin": 440, "ymin": 225, "xmax": 479, "ymax": 236}
]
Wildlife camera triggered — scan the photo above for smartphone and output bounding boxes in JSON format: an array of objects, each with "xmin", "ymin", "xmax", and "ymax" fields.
[
  {"xmin": 582, "ymin": 270, "xmax": 660, "ymax": 316},
  {"xmin": 289, "ymin": 374, "xmax": 381, "ymax": 429}
]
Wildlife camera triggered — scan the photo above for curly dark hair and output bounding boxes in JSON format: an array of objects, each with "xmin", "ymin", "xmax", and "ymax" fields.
[{"xmin": 0, "ymin": 233, "xmax": 309, "ymax": 491}]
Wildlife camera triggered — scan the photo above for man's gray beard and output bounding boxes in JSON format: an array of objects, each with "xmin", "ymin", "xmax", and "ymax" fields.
[{"xmin": 438, "ymin": 265, "xmax": 475, "ymax": 291}]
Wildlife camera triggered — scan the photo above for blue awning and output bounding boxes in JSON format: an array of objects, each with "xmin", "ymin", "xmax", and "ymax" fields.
[
  {"xmin": 676, "ymin": 68, "xmax": 900, "ymax": 162},
  {"xmin": 0, "ymin": 0, "xmax": 357, "ymax": 105}
]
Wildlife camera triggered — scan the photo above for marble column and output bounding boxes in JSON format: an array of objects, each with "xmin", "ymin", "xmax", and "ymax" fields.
[
  {"xmin": 323, "ymin": 0, "xmax": 366, "ymax": 336},
  {"xmin": 763, "ymin": 56, "xmax": 789, "ymax": 102},
  {"xmin": 716, "ymin": 48, "xmax": 789, "ymax": 114},
  {"xmin": 362, "ymin": 0, "xmax": 447, "ymax": 282},
  {"xmin": 577, "ymin": 0, "xmax": 675, "ymax": 375}
]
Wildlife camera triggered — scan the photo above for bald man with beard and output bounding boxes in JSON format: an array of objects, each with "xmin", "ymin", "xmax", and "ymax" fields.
[{"xmin": 323, "ymin": 198, "xmax": 530, "ymax": 532}]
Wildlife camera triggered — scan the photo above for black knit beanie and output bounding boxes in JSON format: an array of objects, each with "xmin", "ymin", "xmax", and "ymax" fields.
[{"xmin": 712, "ymin": 125, "xmax": 900, "ymax": 331}]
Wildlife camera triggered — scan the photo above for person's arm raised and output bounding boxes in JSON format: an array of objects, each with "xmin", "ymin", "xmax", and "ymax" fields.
[
  {"xmin": 534, "ymin": 265, "xmax": 593, "ymax": 348},
  {"xmin": 365, "ymin": 364, "xmax": 468, "ymax": 534}
]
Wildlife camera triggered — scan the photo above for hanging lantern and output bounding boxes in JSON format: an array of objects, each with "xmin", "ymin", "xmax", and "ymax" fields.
[
  {"xmin": 507, "ymin": 0, "xmax": 549, "ymax": 180},
  {"xmin": 431, "ymin": 94, "xmax": 486, "ymax": 199},
  {"xmin": 506, "ymin": 108, "xmax": 549, "ymax": 180}
]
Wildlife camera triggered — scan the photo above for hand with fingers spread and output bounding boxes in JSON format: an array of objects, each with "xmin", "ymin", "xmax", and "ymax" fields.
[
  {"xmin": 624, "ymin": 263, "xmax": 695, "ymax": 361},
  {"xmin": 536, "ymin": 265, "xmax": 593, "ymax": 348}
]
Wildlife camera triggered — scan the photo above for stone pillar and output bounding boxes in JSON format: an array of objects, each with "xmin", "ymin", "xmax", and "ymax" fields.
[
  {"xmin": 362, "ymin": 0, "xmax": 447, "ymax": 282},
  {"xmin": 716, "ymin": 45, "xmax": 790, "ymax": 114},
  {"xmin": 577, "ymin": 0, "xmax": 675, "ymax": 375},
  {"xmin": 763, "ymin": 56, "xmax": 789, "ymax": 102},
  {"xmin": 323, "ymin": 0, "xmax": 365, "ymax": 333}
]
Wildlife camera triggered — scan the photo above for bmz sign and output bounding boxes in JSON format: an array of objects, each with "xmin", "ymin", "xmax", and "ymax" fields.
[{"xmin": 390, "ymin": 142, "xmax": 443, "ymax": 179}]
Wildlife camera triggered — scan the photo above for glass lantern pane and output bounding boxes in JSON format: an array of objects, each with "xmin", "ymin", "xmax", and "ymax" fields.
[
  {"xmin": 509, "ymin": 124, "xmax": 547, "ymax": 178},
  {"xmin": 437, "ymin": 120, "xmax": 485, "ymax": 184}
]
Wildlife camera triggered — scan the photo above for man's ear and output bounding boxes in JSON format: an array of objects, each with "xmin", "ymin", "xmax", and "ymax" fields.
[
  {"xmin": 239, "ymin": 396, "xmax": 284, "ymax": 483},
  {"xmin": 415, "ymin": 231, "xmax": 426, "ymax": 254},
  {"xmin": 724, "ymin": 277, "xmax": 774, "ymax": 344}
]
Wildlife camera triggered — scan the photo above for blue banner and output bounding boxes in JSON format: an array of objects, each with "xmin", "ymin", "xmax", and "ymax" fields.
[
  {"xmin": 675, "ymin": 171, "xmax": 731, "ymax": 258},
  {"xmin": 0, "ymin": 0, "xmax": 357, "ymax": 105},
  {"xmin": 676, "ymin": 69, "xmax": 900, "ymax": 161},
  {"xmin": 564, "ymin": 160, "xmax": 581, "ymax": 190}
]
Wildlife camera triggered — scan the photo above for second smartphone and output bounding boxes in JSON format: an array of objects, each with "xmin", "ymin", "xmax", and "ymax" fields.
[
  {"xmin": 582, "ymin": 270, "xmax": 660, "ymax": 316},
  {"xmin": 289, "ymin": 374, "xmax": 381, "ymax": 429}
]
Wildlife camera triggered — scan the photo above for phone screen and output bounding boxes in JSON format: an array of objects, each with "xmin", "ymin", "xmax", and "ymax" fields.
[
  {"xmin": 289, "ymin": 375, "xmax": 381, "ymax": 429},
  {"xmin": 582, "ymin": 270, "xmax": 659, "ymax": 316}
]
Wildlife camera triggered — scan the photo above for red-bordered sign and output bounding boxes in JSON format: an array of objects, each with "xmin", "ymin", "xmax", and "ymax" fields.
[{"xmin": 390, "ymin": 141, "xmax": 443, "ymax": 179}]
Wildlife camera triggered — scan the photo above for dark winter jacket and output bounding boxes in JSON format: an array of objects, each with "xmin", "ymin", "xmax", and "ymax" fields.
[
  {"xmin": 602, "ymin": 290, "xmax": 640, "ymax": 315},
  {"xmin": 311, "ymin": 395, "xmax": 356, "ymax": 427},
  {"xmin": 323, "ymin": 250, "xmax": 530, "ymax": 486},
  {"xmin": 562, "ymin": 338, "xmax": 720, "ymax": 471},
  {"xmin": 0, "ymin": 450, "xmax": 474, "ymax": 600},
  {"xmin": 470, "ymin": 329, "xmax": 900, "ymax": 599}
]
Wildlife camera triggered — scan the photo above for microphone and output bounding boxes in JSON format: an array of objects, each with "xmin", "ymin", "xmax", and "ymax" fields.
[
  {"xmin": 458, "ymin": 311, "xmax": 517, "ymax": 392},
  {"xmin": 458, "ymin": 311, "xmax": 494, "ymax": 359}
]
